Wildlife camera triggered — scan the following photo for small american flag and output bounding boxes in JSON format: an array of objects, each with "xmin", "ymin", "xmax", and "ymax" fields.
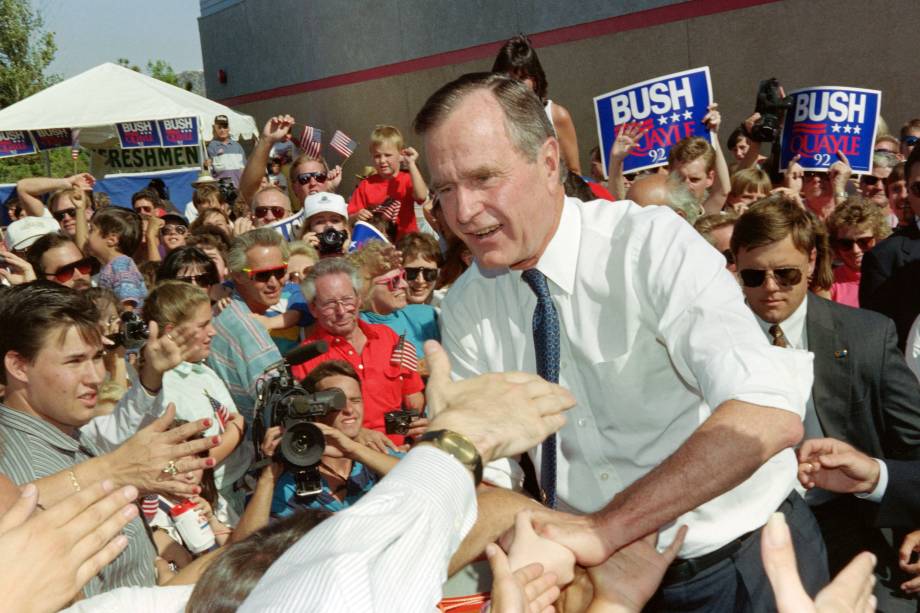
[
  {"xmin": 204, "ymin": 389, "xmax": 231, "ymax": 431},
  {"xmin": 141, "ymin": 495, "xmax": 159, "ymax": 521},
  {"xmin": 375, "ymin": 198, "xmax": 401, "ymax": 222},
  {"xmin": 390, "ymin": 334, "xmax": 419, "ymax": 372},
  {"xmin": 299, "ymin": 125, "xmax": 323, "ymax": 158},
  {"xmin": 329, "ymin": 130, "xmax": 358, "ymax": 160},
  {"xmin": 70, "ymin": 128, "xmax": 81, "ymax": 160}
]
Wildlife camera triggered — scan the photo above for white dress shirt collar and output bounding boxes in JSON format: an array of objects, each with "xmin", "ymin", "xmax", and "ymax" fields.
[
  {"xmin": 754, "ymin": 295, "xmax": 809, "ymax": 350},
  {"xmin": 534, "ymin": 198, "xmax": 580, "ymax": 295}
]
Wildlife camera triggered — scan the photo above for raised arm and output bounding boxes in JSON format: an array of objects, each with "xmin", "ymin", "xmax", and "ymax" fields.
[
  {"xmin": 607, "ymin": 123, "xmax": 648, "ymax": 200},
  {"xmin": 15, "ymin": 173, "xmax": 94, "ymax": 217},
  {"xmin": 240, "ymin": 115, "xmax": 295, "ymax": 205},
  {"xmin": 700, "ymin": 103, "xmax": 730, "ymax": 214}
]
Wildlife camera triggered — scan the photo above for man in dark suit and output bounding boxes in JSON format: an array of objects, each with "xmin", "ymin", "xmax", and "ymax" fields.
[
  {"xmin": 732, "ymin": 194, "xmax": 920, "ymax": 609},
  {"xmin": 860, "ymin": 145, "xmax": 920, "ymax": 351}
]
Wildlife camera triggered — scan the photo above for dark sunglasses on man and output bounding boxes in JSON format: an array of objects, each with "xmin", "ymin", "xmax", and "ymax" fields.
[
  {"xmin": 404, "ymin": 267, "xmax": 438, "ymax": 283},
  {"xmin": 859, "ymin": 175, "xmax": 883, "ymax": 186},
  {"xmin": 254, "ymin": 206, "xmax": 287, "ymax": 219},
  {"xmin": 738, "ymin": 267, "xmax": 803, "ymax": 289},
  {"xmin": 296, "ymin": 172, "xmax": 328, "ymax": 185},
  {"xmin": 45, "ymin": 256, "xmax": 99, "ymax": 284},
  {"xmin": 52, "ymin": 207, "xmax": 78, "ymax": 222},
  {"xmin": 834, "ymin": 237, "xmax": 875, "ymax": 252},
  {"xmin": 242, "ymin": 265, "xmax": 287, "ymax": 283}
]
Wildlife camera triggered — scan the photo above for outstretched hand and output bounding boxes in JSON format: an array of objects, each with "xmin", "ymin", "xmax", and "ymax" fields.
[{"xmin": 486, "ymin": 543, "xmax": 560, "ymax": 613}]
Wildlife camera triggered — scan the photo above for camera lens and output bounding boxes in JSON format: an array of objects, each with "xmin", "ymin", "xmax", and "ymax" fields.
[{"xmin": 280, "ymin": 422, "xmax": 325, "ymax": 468}]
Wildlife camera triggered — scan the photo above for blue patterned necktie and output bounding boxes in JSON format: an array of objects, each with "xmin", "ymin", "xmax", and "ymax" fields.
[{"xmin": 521, "ymin": 268, "xmax": 560, "ymax": 508}]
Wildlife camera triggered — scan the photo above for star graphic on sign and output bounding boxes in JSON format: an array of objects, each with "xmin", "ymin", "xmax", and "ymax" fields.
[
  {"xmin": 853, "ymin": 125, "xmax": 862, "ymax": 135},
  {"xmin": 843, "ymin": 124, "xmax": 852, "ymax": 134},
  {"xmin": 683, "ymin": 110, "xmax": 693, "ymax": 120},
  {"xmin": 670, "ymin": 112, "xmax": 681, "ymax": 123},
  {"xmin": 658, "ymin": 116, "xmax": 669, "ymax": 126},
  {"xmin": 831, "ymin": 124, "xmax": 841, "ymax": 133}
]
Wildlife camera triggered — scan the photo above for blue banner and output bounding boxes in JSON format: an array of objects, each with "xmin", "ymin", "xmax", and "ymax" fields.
[
  {"xmin": 116, "ymin": 120, "xmax": 163, "ymax": 149},
  {"xmin": 30, "ymin": 128, "xmax": 73, "ymax": 151},
  {"xmin": 157, "ymin": 117, "xmax": 199, "ymax": 148},
  {"xmin": 0, "ymin": 131, "xmax": 36, "ymax": 158},
  {"xmin": 779, "ymin": 86, "xmax": 881, "ymax": 174},
  {"xmin": 594, "ymin": 67, "xmax": 713, "ymax": 175}
]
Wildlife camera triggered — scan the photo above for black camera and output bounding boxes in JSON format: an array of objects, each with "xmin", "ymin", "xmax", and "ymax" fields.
[
  {"xmin": 252, "ymin": 342, "xmax": 345, "ymax": 497},
  {"xmin": 317, "ymin": 227, "xmax": 348, "ymax": 255},
  {"xmin": 106, "ymin": 311, "xmax": 149, "ymax": 350},
  {"xmin": 751, "ymin": 78, "xmax": 794, "ymax": 142},
  {"xmin": 217, "ymin": 177, "xmax": 239, "ymax": 207},
  {"xmin": 384, "ymin": 409, "xmax": 419, "ymax": 436}
]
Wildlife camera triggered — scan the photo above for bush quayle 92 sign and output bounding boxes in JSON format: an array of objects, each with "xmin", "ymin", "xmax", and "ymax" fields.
[
  {"xmin": 30, "ymin": 128, "xmax": 73, "ymax": 151},
  {"xmin": 0, "ymin": 131, "xmax": 36, "ymax": 158},
  {"xmin": 594, "ymin": 67, "xmax": 713, "ymax": 176},
  {"xmin": 779, "ymin": 86, "xmax": 881, "ymax": 174},
  {"xmin": 117, "ymin": 120, "xmax": 163, "ymax": 149},
  {"xmin": 157, "ymin": 117, "xmax": 199, "ymax": 148}
]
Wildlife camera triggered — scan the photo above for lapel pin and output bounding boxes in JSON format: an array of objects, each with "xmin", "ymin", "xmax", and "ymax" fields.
[{"xmin": 834, "ymin": 349, "xmax": 848, "ymax": 359}]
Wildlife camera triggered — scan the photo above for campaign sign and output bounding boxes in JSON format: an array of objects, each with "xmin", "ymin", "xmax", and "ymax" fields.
[
  {"xmin": 594, "ymin": 67, "xmax": 713, "ymax": 175},
  {"xmin": 116, "ymin": 120, "xmax": 163, "ymax": 149},
  {"xmin": 779, "ymin": 87, "xmax": 881, "ymax": 173},
  {"xmin": 0, "ymin": 131, "xmax": 36, "ymax": 158},
  {"xmin": 265, "ymin": 208, "xmax": 305, "ymax": 242},
  {"xmin": 157, "ymin": 117, "xmax": 199, "ymax": 148},
  {"xmin": 30, "ymin": 128, "xmax": 73, "ymax": 151}
]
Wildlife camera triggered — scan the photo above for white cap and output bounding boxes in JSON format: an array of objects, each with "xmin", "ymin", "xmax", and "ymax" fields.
[
  {"xmin": 303, "ymin": 192, "xmax": 347, "ymax": 221},
  {"xmin": 5, "ymin": 215, "xmax": 61, "ymax": 251}
]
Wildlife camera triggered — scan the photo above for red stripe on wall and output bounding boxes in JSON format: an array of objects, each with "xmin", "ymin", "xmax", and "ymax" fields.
[{"xmin": 215, "ymin": 0, "xmax": 779, "ymax": 106}]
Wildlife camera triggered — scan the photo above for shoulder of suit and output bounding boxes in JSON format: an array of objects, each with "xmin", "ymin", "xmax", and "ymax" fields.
[{"xmin": 814, "ymin": 294, "xmax": 895, "ymax": 331}]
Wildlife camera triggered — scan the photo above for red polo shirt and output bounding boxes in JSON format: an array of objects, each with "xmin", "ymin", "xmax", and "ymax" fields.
[
  {"xmin": 347, "ymin": 170, "xmax": 421, "ymax": 239},
  {"xmin": 291, "ymin": 320, "xmax": 424, "ymax": 444}
]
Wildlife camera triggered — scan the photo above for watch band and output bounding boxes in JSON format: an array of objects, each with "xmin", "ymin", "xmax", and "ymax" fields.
[{"xmin": 416, "ymin": 429, "xmax": 483, "ymax": 486}]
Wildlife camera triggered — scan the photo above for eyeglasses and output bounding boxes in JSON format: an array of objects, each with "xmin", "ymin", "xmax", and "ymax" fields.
[
  {"xmin": 160, "ymin": 224, "xmax": 188, "ymax": 236},
  {"xmin": 738, "ymin": 267, "xmax": 804, "ymax": 288},
  {"xmin": 835, "ymin": 236, "xmax": 876, "ymax": 252},
  {"xmin": 254, "ymin": 206, "xmax": 287, "ymax": 219},
  {"xmin": 242, "ymin": 265, "xmax": 287, "ymax": 283},
  {"xmin": 374, "ymin": 269, "xmax": 407, "ymax": 292},
  {"xmin": 52, "ymin": 208, "xmax": 78, "ymax": 222},
  {"xmin": 859, "ymin": 175, "xmax": 882, "ymax": 186},
  {"xmin": 315, "ymin": 295, "xmax": 357, "ymax": 313},
  {"xmin": 902, "ymin": 135, "xmax": 919, "ymax": 147},
  {"xmin": 134, "ymin": 205, "xmax": 154, "ymax": 215},
  {"xmin": 721, "ymin": 249, "xmax": 735, "ymax": 266},
  {"xmin": 46, "ymin": 256, "xmax": 98, "ymax": 283},
  {"xmin": 404, "ymin": 267, "xmax": 438, "ymax": 282},
  {"xmin": 176, "ymin": 272, "xmax": 218, "ymax": 287},
  {"xmin": 297, "ymin": 172, "xmax": 328, "ymax": 185}
]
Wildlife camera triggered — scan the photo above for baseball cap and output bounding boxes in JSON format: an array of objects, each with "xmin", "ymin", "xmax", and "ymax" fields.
[
  {"xmin": 161, "ymin": 213, "xmax": 188, "ymax": 227},
  {"xmin": 214, "ymin": 114, "xmax": 229, "ymax": 126},
  {"xmin": 303, "ymin": 192, "xmax": 347, "ymax": 220},
  {"xmin": 5, "ymin": 215, "xmax": 61, "ymax": 251}
]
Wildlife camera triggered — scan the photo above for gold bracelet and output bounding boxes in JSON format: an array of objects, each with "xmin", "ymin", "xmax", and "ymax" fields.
[{"xmin": 68, "ymin": 470, "xmax": 81, "ymax": 492}]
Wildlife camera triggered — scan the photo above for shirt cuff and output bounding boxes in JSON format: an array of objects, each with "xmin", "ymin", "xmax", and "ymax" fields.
[{"xmin": 854, "ymin": 458, "xmax": 888, "ymax": 503}]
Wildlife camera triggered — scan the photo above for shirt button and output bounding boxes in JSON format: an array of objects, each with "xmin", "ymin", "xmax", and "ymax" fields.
[
  {"xmin": 358, "ymin": 364, "xmax": 364, "ymax": 369},
  {"xmin": 348, "ymin": 350, "xmax": 354, "ymax": 356},
  {"xmin": 600, "ymin": 473, "xmax": 609, "ymax": 481},
  {"xmin": 577, "ymin": 418, "xmax": 586, "ymax": 427}
]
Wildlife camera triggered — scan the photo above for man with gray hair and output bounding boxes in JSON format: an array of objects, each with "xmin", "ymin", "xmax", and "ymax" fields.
[
  {"xmin": 291, "ymin": 257, "xmax": 426, "ymax": 447},
  {"xmin": 207, "ymin": 228, "xmax": 285, "ymax": 423}
]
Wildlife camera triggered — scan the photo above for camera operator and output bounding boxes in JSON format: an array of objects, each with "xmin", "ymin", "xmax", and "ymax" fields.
[
  {"xmin": 300, "ymin": 192, "xmax": 351, "ymax": 257},
  {"xmin": 269, "ymin": 360, "xmax": 399, "ymax": 517}
]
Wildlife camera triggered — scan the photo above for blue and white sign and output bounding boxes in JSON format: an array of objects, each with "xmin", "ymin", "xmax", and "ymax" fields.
[
  {"xmin": 779, "ymin": 86, "xmax": 881, "ymax": 174},
  {"xmin": 0, "ymin": 131, "xmax": 36, "ymax": 158},
  {"xmin": 116, "ymin": 120, "xmax": 163, "ymax": 149},
  {"xmin": 594, "ymin": 67, "xmax": 713, "ymax": 175},
  {"xmin": 157, "ymin": 117, "xmax": 199, "ymax": 148}
]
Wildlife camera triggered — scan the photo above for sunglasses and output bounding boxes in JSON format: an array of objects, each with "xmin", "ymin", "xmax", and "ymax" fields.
[
  {"xmin": 242, "ymin": 265, "xmax": 287, "ymax": 283},
  {"xmin": 52, "ymin": 208, "xmax": 78, "ymax": 222},
  {"xmin": 176, "ymin": 272, "xmax": 218, "ymax": 287},
  {"xmin": 254, "ymin": 206, "xmax": 287, "ymax": 219},
  {"xmin": 160, "ymin": 224, "xmax": 188, "ymax": 236},
  {"xmin": 404, "ymin": 267, "xmax": 438, "ymax": 282},
  {"xmin": 902, "ymin": 135, "xmax": 919, "ymax": 146},
  {"xmin": 739, "ymin": 267, "xmax": 803, "ymax": 288},
  {"xmin": 374, "ymin": 269, "xmax": 407, "ymax": 292},
  {"xmin": 46, "ymin": 256, "xmax": 98, "ymax": 283},
  {"xmin": 297, "ymin": 172, "xmax": 328, "ymax": 185},
  {"xmin": 860, "ymin": 175, "xmax": 882, "ymax": 186},
  {"xmin": 134, "ymin": 205, "xmax": 154, "ymax": 215},
  {"xmin": 835, "ymin": 236, "xmax": 875, "ymax": 251}
]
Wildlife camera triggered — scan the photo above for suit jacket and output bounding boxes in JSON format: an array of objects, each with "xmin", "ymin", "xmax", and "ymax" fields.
[
  {"xmin": 859, "ymin": 223, "xmax": 920, "ymax": 351},
  {"xmin": 807, "ymin": 293, "xmax": 920, "ymax": 461},
  {"xmin": 877, "ymin": 459, "xmax": 920, "ymax": 528}
]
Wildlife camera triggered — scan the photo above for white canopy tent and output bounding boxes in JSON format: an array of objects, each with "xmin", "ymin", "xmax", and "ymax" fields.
[{"xmin": 0, "ymin": 62, "xmax": 257, "ymax": 144}]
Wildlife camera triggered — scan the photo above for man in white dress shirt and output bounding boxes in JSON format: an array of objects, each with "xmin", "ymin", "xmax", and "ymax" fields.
[{"xmin": 414, "ymin": 72, "xmax": 827, "ymax": 611}]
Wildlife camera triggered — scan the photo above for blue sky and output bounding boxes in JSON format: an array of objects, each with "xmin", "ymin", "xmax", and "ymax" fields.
[{"xmin": 34, "ymin": 0, "xmax": 204, "ymax": 78}]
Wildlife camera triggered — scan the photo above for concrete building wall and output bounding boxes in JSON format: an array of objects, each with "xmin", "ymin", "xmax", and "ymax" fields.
[{"xmin": 200, "ymin": 0, "xmax": 920, "ymax": 195}]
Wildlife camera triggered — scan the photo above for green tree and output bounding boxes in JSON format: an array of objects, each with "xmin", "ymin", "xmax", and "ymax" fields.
[
  {"xmin": 0, "ymin": 0, "xmax": 57, "ymax": 109},
  {"xmin": 146, "ymin": 59, "xmax": 179, "ymax": 86},
  {"xmin": 116, "ymin": 57, "xmax": 141, "ymax": 72}
]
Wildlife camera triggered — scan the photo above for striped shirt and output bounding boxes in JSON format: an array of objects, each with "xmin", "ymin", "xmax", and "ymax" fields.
[
  {"xmin": 207, "ymin": 292, "xmax": 282, "ymax": 425},
  {"xmin": 0, "ymin": 405, "xmax": 157, "ymax": 596}
]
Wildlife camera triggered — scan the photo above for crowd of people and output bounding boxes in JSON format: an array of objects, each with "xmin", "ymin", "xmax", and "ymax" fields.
[{"xmin": 0, "ymin": 33, "xmax": 918, "ymax": 612}]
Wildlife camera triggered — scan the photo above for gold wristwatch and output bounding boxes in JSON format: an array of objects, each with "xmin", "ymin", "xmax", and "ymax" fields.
[{"xmin": 416, "ymin": 429, "xmax": 483, "ymax": 486}]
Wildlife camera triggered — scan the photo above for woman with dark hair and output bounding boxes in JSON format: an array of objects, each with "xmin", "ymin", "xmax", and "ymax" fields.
[
  {"xmin": 491, "ymin": 34, "xmax": 582, "ymax": 174},
  {"xmin": 157, "ymin": 246, "xmax": 227, "ymax": 302}
]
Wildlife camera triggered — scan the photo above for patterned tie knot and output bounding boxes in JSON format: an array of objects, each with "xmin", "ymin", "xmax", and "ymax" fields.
[
  {"xmin": 521, "ymin": 268, "xmax": 551, "ymax": 299},
  {"xmin": 769, "ymin": 324, "xmax": 788, "ymax": 348}
]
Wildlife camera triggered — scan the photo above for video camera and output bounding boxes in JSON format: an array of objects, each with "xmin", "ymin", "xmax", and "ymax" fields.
[
  {"xmin": 217, "ymin": 177, "xmax": 239, "ymax": 207},
  {"xmin": 106, "ymin": 311, "xmax": 149, "ymax": 351},
  {"xmin": 252, "ymin": 341, "xmax": 346, "ymax": 497},
  {"xmin": 751, "ymin": 77, "xmax": 794, "ymax": 142}
]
